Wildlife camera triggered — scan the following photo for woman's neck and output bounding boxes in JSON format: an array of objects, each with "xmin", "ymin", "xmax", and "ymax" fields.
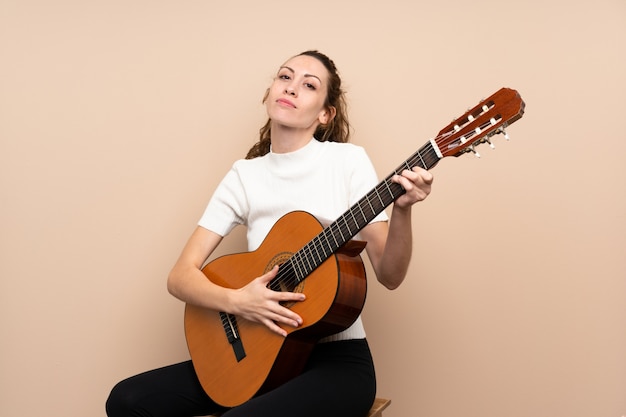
[{"xmin": 270, "ymin": 122, "xmax": 317, "ymax": 154}]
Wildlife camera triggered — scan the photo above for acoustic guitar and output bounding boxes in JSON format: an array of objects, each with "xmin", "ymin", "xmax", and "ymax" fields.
[{"xmin": 185, "ymin": 87, "xmax": 525, "ymax": 407}]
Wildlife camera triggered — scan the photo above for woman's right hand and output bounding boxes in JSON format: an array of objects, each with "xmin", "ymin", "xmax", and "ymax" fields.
[{"xmin": 233, "ymin": 265, "xmax": 306, "ymax": 337}]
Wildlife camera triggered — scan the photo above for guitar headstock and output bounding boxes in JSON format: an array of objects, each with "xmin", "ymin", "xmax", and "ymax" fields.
[{"xmin": 436, "ymin": 88, "xmax": 525, "ymax": 158}]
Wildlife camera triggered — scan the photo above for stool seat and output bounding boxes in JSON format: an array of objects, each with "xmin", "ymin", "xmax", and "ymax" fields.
[{"xmin": 204, "ymin": 397, "xmax": 391, "ymax": 417}]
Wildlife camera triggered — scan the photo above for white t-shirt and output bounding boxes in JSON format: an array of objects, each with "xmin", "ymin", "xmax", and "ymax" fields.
[{"xmin": 198, "ymin": 138, "xmax": 388, "ymax": 341}]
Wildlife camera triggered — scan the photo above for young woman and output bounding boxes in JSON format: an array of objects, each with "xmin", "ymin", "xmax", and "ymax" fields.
[{"xmin": 106, "ymin": 50, "xmax": 433, "ymax": 417}]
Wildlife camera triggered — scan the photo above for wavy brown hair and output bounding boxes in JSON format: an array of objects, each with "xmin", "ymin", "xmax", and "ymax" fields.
[{"xmin": 245, "ymin": 50, "xmax": 351, "ymax": 159}]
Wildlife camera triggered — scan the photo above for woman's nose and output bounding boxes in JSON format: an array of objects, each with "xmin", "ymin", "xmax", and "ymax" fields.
[{"xmin": 285, "ymin": 85, "xmax": 296, "ymax": 96}]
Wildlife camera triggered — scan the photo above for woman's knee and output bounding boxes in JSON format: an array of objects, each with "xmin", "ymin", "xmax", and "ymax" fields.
[{"xmin": 105, "ymin": 379, "xmax": 141, "ymax": 417}]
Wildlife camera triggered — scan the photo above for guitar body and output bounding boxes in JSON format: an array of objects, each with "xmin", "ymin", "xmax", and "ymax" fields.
[{"xmin": 184, "ymin": 211, "xmax": 367, "ymax": 407}]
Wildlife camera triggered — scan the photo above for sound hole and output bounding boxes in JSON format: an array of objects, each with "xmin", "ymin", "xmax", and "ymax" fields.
[{"xmin": 266, "ymin": 252, "xmax": 305, "ymax": 308}]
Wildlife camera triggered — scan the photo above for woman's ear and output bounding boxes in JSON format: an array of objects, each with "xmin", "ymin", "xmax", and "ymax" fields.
[{"xmin": 320, "ymin": 106, "xmax": 337, "ymax": 124}]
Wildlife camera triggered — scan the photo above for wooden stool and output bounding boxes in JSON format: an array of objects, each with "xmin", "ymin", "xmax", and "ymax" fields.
[
  {"xmin": 205, "ymin": 397, "xmax": 391, "ymax": 417},
  {"xmin": 367, "ymin": 398, "xmax": 391, "ymax": 417}
]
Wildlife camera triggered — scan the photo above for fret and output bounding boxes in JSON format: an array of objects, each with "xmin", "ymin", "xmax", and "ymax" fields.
[
  {"xmin": 382, "ymin": 179, "xmax": 394, "ymax": 203},
  {"xmin": 321, "ymin": 231, "xmax": 333, "ymax": 256},
  {"xmin": 335, "ymin": 219, "xmax": 346, "ymax": 242},
  {"xmin": 340, "ymin": 214, "xmax": 353, "ymax": 236},
  {"xmin": 416, "ymin": 151, "xmax": 426, "ymax": 169},
  {"xmin": 356, "ymin": 202, "xmax": 367, "ymax": 226},
  {"xmin": 347, "ymin": 215, "xmax": 354, "ymax": 232},
  {"xmin": 293, "ymin": 252, "xmax": 305, "ymax": 282},
  {"xmin": 348, "ymin": 208, "xmax": 359, "ymax": 231},
  {"xmin": 307, "ymin": 244, "xmax": 317, "ymax": 270},
  {"xmin": 374, "ymin": 187, "xmax": 385, "ymax": 208},
  {"xmin": 302, "ymin": 245, "xmax": 313, "ymax": 275},
  {"xmin": 364, "ymin": 194, "xmax": 375, "ymax": 216},
  {"xmin": 311, "ymin": 237, "xmax": 323, "ymax": 263},
  {"xmin": 328, "ymin": 227, "xmax": 340, "ymax": 249}
]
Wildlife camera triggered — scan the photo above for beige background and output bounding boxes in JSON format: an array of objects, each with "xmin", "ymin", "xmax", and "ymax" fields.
[{"xmin": 1, "ymin": 1, "xmax": 625, "ymax": 416}]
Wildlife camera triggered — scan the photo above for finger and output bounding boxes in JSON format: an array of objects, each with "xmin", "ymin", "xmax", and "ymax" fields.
[
  {"xmin": 391, "ymin": 170, "xmax": 432, "ymax": 205},
  {"xmin": 391, "ymin": 173, "xmax": 414, "ymax": 191},
  {"xmin": 269, "ymin": 294, "xmax": 304, "ymax": 324},
  {"xmin": 416, "ymin": 169, "xmax": 434, "ymax": 185},
  {"xmin": 264, "ymin": 319, "xmax": 288, "ymax": 337},
  {"xmin": 410, "ymin": 167, "xmax": 434, "ymax": 184},
  {"xmin": 272, "ymin": 307, "xmax": 303, "ymax": 327},
  {"xmin": 263, "ymin": 307, "xmax": 301, "ymax": 333},
  {"xmin": 274, "ymin": 290, "xmax": 306, "ymax": 302},
  {"xmin": 258, "ymin": 265, "xmax": 279, "ymax": 285}
]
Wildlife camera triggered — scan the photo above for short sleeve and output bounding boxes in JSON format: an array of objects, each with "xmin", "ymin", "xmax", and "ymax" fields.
[{"xmin": 197, "ymin": 164, "xmax": 249, "ymax": 237}]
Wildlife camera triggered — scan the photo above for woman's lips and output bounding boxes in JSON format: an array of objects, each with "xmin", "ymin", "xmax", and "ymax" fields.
[{"xmin": 276, "ymin": 98, "xmax": 296, "ymax": 108}]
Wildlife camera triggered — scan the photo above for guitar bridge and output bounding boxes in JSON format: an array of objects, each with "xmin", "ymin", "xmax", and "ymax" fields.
[{"xmin": 220, "ymin": 312, "xmax": 246, "ymax": 362}]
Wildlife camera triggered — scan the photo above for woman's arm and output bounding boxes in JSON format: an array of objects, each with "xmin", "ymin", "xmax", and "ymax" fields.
[
  {"xmin": 167, "ymin": 226, "xmax": 226, "ymax": 308},
  {"xmin": 167, "ymin": 226, "xmax": 304, "ymax": 337},
  {"xmin": 360, "ymin": 167, "xmax": 433, "ymax": 289}
]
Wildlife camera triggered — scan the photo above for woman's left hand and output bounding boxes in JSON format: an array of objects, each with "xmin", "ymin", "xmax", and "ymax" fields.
[{"xmin": 391, "ymin": 167, "xmax": 433, "ymax": 208}]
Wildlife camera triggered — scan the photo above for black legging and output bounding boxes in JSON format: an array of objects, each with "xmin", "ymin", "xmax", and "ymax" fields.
[{"xmin": 106, "ymin": 339, "xmax": 376, "ymax": 417}]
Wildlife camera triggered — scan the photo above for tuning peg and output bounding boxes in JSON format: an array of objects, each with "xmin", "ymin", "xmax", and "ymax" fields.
[
  {"xmin": 485, "ymin": 138, "xmax": 495, "ymax": 149},
  {"xmin": 469, "ymin": 145, "xmax": 481, "ymax": 158},
  {"xmin": 494, "ymin": 127, "xmax": 510, "ymax": 141}
]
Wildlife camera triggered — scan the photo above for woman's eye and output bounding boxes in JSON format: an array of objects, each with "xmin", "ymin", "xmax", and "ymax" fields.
[
  {"xmin": 279, "ymin": 74, "xmax": 290, "ymax": 80},
  {"xmin": 305, "ymin": 83, "xmax": 316, "ymax": 90}
]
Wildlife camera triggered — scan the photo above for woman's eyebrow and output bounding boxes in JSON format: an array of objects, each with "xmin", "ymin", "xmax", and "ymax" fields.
[{"xmin": 279, "ymin": 66, "xmax": 322, "ymax": 84}]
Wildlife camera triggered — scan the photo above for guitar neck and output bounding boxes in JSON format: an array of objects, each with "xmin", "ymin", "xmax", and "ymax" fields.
[{"xmin": 279, "ymin": 141, "xmax": 441, "ymax": 285}]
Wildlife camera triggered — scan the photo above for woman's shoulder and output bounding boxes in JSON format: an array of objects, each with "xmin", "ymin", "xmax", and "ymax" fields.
[
  {"xmin": 321, "ymin": 140, "xmax": 368, "ymax": 157},
  {"xmin": 322, "ymin": 142, "xmax": 373, "ymax": 169},
  {"xmin": 230, "ymin": 154, "xmax": 266, "ymax": 169}
]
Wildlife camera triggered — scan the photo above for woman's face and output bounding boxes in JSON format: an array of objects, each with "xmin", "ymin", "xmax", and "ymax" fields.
[{"xmin": 265, "ymin": 54, "xmax": 332, "ymax": 132}]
